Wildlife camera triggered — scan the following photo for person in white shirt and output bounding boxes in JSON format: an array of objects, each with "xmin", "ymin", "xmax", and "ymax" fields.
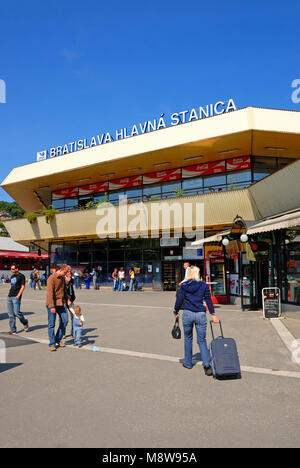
[
  {"xmin": 118, "ymin": 268, "xmax": 125, "ymax": 291},
  {"xmin": 179, "ymin": 262, "xmax": 191, "ymax": 286},
  {"xmin": 69, "ymin": 305, "xmax": 85, "ymax": 347}
]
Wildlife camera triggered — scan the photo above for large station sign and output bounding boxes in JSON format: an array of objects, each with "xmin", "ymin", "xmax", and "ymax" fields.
[{"xmin": 37, "ymin": 98, "xmax": 237, "ymax": 161}]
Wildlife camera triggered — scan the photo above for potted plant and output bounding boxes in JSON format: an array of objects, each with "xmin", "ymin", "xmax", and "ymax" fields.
[
  {"xmin": 42, "ymin": 205, "xmax": 59, "ymax": 224},
  {"xmin": 173, "ymin": 188, "xmax": 186, "ymax": 197},
  {"xmin": 26, "ymin": 212, "xmax": 39, "ymax": 224}
]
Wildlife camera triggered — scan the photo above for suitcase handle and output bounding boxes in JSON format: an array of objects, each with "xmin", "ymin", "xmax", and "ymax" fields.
[{"xmin": 210, "ymin": 320, "xmax": 224, "ymax": 340}]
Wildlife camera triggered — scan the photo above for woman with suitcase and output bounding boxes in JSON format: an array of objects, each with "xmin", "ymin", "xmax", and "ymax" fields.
[{"xmin": 173, "ymin": 266, "xmax": 219, "ymax": 376}]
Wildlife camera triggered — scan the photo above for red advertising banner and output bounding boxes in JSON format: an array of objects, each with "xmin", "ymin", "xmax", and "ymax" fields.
[
  {"xmin": 182, "ymin": 160, "xmax": 225, "ymax": 178},
  {"xmin": 226, "ymin": 156, "xmax": 251, "ymax": 172},
  {"xmin": 79, "ymin": 181, "xmax": 109, "ymax": 196},
  {"xmin": 109, "ymin": 175, "xmax": 142, "ymax": 191},
  {"xmin": 143, "ymin": 168, "xmax": 181, "ymax": 185},
  {"xmin": 52, "ymin": 187, "xmax": 79, "ymax": 200},
  {"xmin": 0, "ymin": 251, "xmax": 49, "ymax": 259}
]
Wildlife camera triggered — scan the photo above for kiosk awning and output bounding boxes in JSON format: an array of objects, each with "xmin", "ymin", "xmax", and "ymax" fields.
[
  {"xmin": 191, "ymin": 230, "xmax": 231, "ymax": 246},
  {"xmin": 246, "ymin": 209, "xmax": 300, "ymax": 235}
]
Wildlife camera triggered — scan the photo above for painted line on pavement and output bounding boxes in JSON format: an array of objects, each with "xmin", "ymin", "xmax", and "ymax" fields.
[
  {"xmin": 270, "ymin": 318, "xmax": 300, "ymax": 367},
  {"xmin": 0, "ymin": 296, "xmax": 245, "ymax": 314},
  {"xmin": 15, "ymin": 334, "xmax": 300, "ymax": 380}
]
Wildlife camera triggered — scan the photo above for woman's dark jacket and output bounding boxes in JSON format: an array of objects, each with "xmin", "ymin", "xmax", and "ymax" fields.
[
  {"xmin": 65, "ymin": 277, "xmax": 76, "ymax": 303},
  {"xmin": 174, "ymin": 280, "xmax": 215, "ymax": 315}
]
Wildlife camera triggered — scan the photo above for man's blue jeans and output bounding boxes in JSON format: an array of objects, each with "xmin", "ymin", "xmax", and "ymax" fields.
[
  {"xmin": 182, "ymin": 309, "xmax": 211, "ymax": 368},
  {"xmin": 47, "ymin": 306, "xmax": 68, "ymax": 348},
  {"xmin": 7, "ymin": 296, "xmax": 28, "ymax": 333}
]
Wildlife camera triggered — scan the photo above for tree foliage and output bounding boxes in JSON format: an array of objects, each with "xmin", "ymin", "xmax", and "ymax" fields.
[{"xmin": 0, "ymin": 201, "xmax": 25, "ymax": 218}]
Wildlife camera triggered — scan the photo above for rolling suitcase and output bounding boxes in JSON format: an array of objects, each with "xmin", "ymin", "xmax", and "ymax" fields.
[{"xmin": 209, "ymin": 321, "xmax": 241, "ymax": 380}]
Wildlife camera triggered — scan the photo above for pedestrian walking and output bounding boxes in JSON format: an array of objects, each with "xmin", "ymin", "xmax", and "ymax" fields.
[
  {"xmin": 173, "ymin": 266, "xmax": 219, "ymax": 376},
  {"xmin": 96, "ymin": 268, "xmax": 101, "ymax": 290},
  {"xmin": 34, "ymin": 269, "xmax": 42, "ymax": 290},
  {"xmin": 112, "ymin": 268, "xmax": 118, "ymax": 291},
  {"xmin": 46, "ymin": 264, "xmax": 71, "ymax": 351},
  {"xmin": 92, "ymin": 268, "xmax": 97, "ymax": 290},
  {"xmin": 65, "ymin": 266, "xmax": 76, "ymax": 338},
  {"xmin": 178, "ymin": 262, "xmax": 190, "ymax": 287},
  {"xmin": 7, "ymin": 264, "xmax": 29, "ymax": 335},
  {"xmin": 30, "ymin": 268, "xmax": 35, "ymax": 288},
  {"xmin": 73, "ymin": 270, "xmax": 80, "ymax": 289}
]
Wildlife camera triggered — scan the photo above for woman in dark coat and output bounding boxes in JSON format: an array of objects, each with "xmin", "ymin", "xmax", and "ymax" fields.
[
  {"xmin": 64, "ymin": 266, "xmax": 76, "ymax": 337},
  {"xmin": 173, "ymin": 266, "xmax": 219, "ymax": 376}
]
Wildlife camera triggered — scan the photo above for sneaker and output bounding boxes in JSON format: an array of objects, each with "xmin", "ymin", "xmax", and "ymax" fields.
[
  {"xmin": 182, "ymin": 364, "xmax": 193, "ymax": 369},
  {"xmin": 204, "ymin": 365, "xmax": 213, "ymax": 376},
  {"xmin": 24, "ymin": 323, "xmax": 29, "ymax": 332},
  {"xmin": 49, "ymin": 346, "xmax": 57, "ymax": 352},
  {"xmin": 58, "ymin": 342, "xmax": 66, "ymax": 348},
  {"xmin": 8, "ymin": 331, "xmax": 17, "ymax": 335}
]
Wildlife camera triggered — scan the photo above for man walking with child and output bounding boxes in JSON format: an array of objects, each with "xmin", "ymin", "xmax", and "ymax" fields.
[{"xmin": 46, "ymin": 264, "xmax": 71, "ymax": 352}]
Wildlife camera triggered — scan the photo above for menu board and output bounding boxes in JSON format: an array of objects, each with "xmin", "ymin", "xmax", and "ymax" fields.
[
  {"xmin": 262, "ymin": 288, "xmax": 281, "ymax": 319},
  {"xmin": 143, "ymin": 168, "xmax": 181, "ymax": 185},
  {"xmin": 182, "ymin": 160, "xmax": 225, "ymax": 178}
]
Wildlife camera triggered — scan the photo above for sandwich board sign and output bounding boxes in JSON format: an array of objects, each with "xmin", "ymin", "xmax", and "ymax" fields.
[{"xmin": 262, "ymin": 287, "xmax": 281, "ymax": 319}]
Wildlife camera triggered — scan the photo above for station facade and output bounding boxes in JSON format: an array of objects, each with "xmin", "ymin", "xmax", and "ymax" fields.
[{"xmin": 2, "ymin": 106, "xmax": 300, "ymax": 308}]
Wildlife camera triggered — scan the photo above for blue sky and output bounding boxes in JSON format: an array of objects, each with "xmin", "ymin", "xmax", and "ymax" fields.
[{"xmin": 0, "ymin": 0, "xmax": 299, "ymax": 202}]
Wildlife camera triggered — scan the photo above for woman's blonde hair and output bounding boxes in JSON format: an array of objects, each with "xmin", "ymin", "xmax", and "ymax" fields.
[{"xmin": 185, "ymin": 265, "xmax": 201, "ymax": 282}]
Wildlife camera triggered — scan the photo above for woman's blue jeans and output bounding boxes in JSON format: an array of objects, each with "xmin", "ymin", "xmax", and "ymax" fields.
[{"xmin": 182, "ymin": 309, "xmax": 211, "ymax": 368}]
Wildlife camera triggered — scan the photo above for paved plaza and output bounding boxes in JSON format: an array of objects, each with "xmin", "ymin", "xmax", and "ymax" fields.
[{"xmin": 0, "ymin": 284, "xmax": 300, "ymax": 448}]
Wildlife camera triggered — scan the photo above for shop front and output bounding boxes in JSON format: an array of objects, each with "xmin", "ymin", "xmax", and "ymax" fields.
[{"xmin": 49, "ymin": 235, "xmax": 205, "ymax": 291}]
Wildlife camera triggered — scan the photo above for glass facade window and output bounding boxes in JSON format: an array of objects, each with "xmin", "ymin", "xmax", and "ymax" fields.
[
  {"xmin": 143, "ymin": 184, "xmax": 162, "ymax": 200},
  {"xmin": 109, "ymin": 191, "xmax": 125, "ymax": 204},
  {"xmin": 108, "ymin": 249, "xmax": 125, "ymax": 262},
  {"xmin": 161, "ymin": 181, "xmax": 182, "ymax": 196},
  {"xmin": 182, "ymin": 177, "xmax": 203, "ymax": 194},
  {"xmin": 253, "ymin": 156, "xmax": 277, "ymax": 182},
  {"xmin": 52, "ymin": 199, "xmax": 64, "ymax": 211},
  {"xmin": 227, "ymin": 170, "xmax": 251, "ymax": 189},
  {"xmin": 51, "ymin": 155, "xmax": 298, "ymax": 213},
  {"xmin": 284, "ymin": 241, "xmax": 300, "ymax": 305},
  {"xmin": 64, "ymin": 243, "xmax": 77, "ymax": 265},
  {"xmin": 203, "ymin": 174, "xmax": 226, "ymax": 192},
  {"xmin": 94, "ymin": 193, "xmax": 107, "ymax": 204},
  {"xmin": 50, "ymin": 243, "xmax": 64, "ymax": 265},
  {"xmin": 79, "ymin": 196, "xmax": 93, "ymax": 208},
  {"xmin": 65, "ymin": 197, "xmax": 78, "ymax": 211},
  {"xmin": 125, "ymin": 188, "xmax": 142, "ymax": 203},
  {"xmin": 278, "ymin": 158, "xmax": 295, "ymax": 169}
]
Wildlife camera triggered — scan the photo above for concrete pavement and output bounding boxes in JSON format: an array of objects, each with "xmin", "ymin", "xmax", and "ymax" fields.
[{"xmin": 0, "ymin": 285, "xmax": 300, "ymax": 448}]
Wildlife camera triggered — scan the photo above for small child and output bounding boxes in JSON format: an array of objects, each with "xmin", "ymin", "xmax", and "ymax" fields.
[{"xmin": 69, "ymin": 305, "xmax": 85, "ymax": 347}]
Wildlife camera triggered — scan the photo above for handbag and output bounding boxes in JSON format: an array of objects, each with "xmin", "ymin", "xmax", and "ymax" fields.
[{"xmin": 171, "ymin": 316, "xmax": 181, "ymax": 340}]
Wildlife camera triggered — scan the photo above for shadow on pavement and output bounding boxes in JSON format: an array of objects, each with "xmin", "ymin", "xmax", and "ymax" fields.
[
  {"xmin": 0, "ymin": 333, "xmax": 38, "ymax": 349},
  {"xmin": 0, "ymin": 363, "xmax": 23, "ymax": 374}
]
